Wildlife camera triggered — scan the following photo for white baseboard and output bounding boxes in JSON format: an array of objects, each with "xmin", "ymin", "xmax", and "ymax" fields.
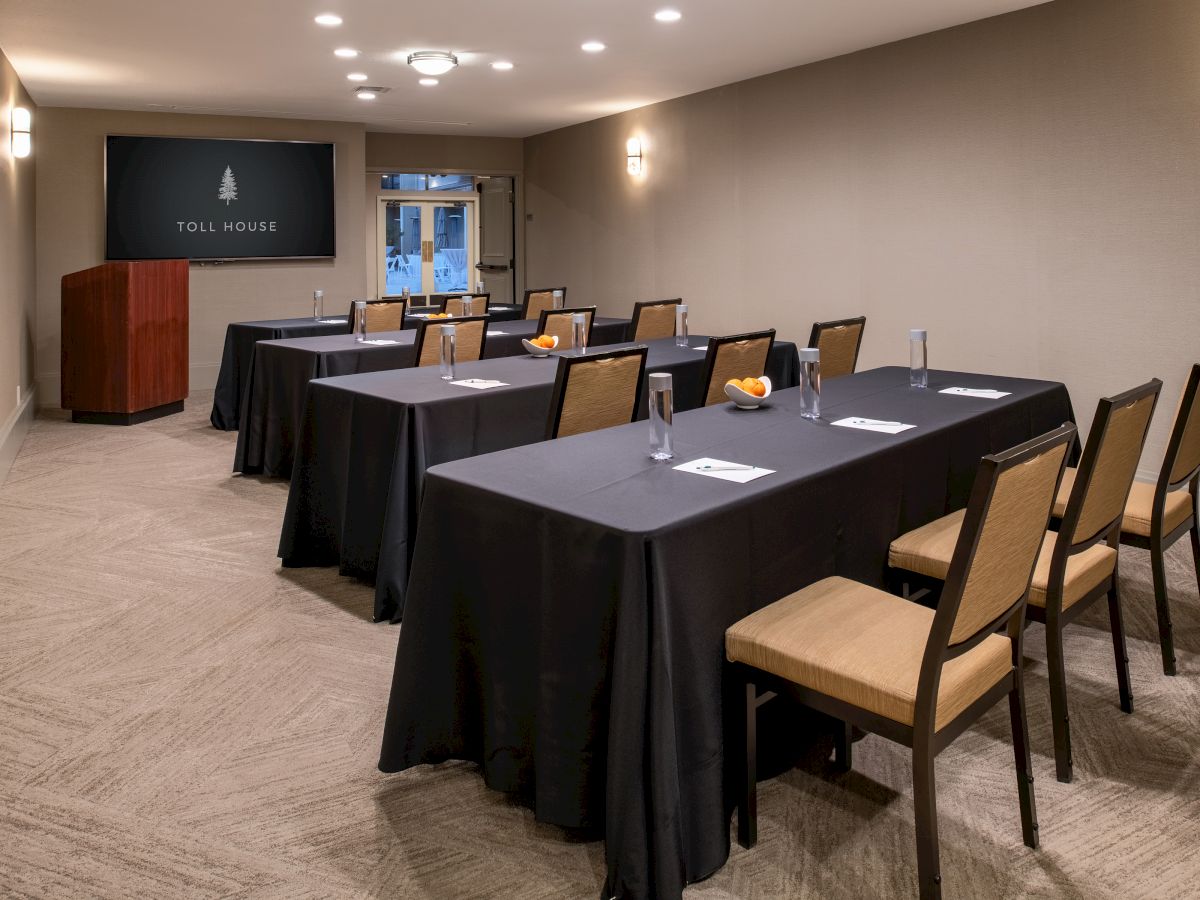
[
  {"xmin": 0, "ymin": 389, "xmax": 36, "ymax": 486},
  {"xmin": 36, "ymin": 362, "xmax": 221, "ymax": 409}
]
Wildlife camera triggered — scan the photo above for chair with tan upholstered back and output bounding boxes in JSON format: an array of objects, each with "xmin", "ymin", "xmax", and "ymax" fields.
[
  {"xmin": 536, "ymin": 306, "xmax": 596, "ymax": 351},
  {"xmin": 413, "ymin": 315, "xmax": 489, "ymax": 368},
  {"xmin": 1072, "ymin": 364, "xmax": 1200, "ymax": 676},
  {"xmin": 808, "ymin": 316, "xmax": 866, "ymax": 379},
  {"xmin": 523, "ymin": 286, "xmax": 566, "ymax": 320},
  {"xmin": 889, "ymin": 379, "xmax": 1161, "ymax": 784},
  {"xmin": 698, "ymin": 330, "xmax": 775, "ymax": 407},
  {"xmin": 727, "ymin": 423, "xmax": 1074, "ymax": 900},
  {"xmin": 363, "ymin": 299, "xmax": 407, "ymax": 333},
  {"xmin": 443, "ymin": 293, "xmax": 491, "ymax": 316},
  {"xmin": 545, "ymin": 346, "xmax": 648, "ymax": 439},
  {"xmin": 627, "ymin": 298, "xmax": 681, "ymax": 342}
]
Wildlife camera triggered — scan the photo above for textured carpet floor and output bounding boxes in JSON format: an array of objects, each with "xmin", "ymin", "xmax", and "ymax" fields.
[{"xmin": 1, "ymin": 394, "xmax": 1198, "ymax": 899}]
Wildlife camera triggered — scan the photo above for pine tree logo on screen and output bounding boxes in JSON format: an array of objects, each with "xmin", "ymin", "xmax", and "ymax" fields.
[{"xmin": 218, "ymin": 166, "xmax": 238, "ymax": 205}]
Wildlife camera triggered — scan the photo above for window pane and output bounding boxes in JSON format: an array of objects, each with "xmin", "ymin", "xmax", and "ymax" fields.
[
  {"xmin": 383, "ymin": 204, "xmax": 421, "ymax": 296},
  {"xmin": 433, "ymin": 205, "xmax": 469, "ymax": 293}
]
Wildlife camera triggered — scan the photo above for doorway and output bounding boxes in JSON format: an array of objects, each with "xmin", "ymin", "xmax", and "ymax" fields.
[{"xmin": 378, "ymin": 198, "xmax": 477, "ymax": 297}]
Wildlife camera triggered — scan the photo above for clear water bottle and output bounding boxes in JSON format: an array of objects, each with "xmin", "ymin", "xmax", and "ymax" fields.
[
  {"xmin": 648, "ymin": 373, "xmax": 674, "ymax": 460},
  {"xmin": 552, "ymin": 289, "xmax": 564, "ymax": 310},
  {"xmin": 572, "ymin": 312, "xmax": 588, "ymax": 354},
  {"xmin": 313, "ymin": 289, "xmax": 324, "ymax": 320},
  {"xmin": 402, "ymin": 285, "xmax": 411, "ymax": 303},
  {"xmin": 799, "ymin": 347, "xmax": 821, "ymax": 419},
  {"xmin": 440, "ymin": 324, "xmax": 456, "ymax": 380},
  {"xmin": 909, "ymin": 329, "xmax": 928, "ymax": 389},
  {"xmin": 675, "ymin": 304, "xmax": 689, "ymax": 347},
  {"xmin": 353, "ymin": 300, "xmax": 367, "ymax": 342},
  {"xmin": 475, "ymin": 280, "xmax": 485, "ymax": 295}
]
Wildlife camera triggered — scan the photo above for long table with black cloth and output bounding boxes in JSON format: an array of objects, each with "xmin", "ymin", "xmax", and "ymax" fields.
[
  {"xmin": 209, "ymin": 305, "xmax": 524, "ymax": 432},
  {"xmin": 232, "ymin": 317, "xmax": 633, "ymax": 477},
  {"xmin": 278, "ymin": 336, "xmax": 801, "ymax": 621},
  {"xmin": 376, "ymin": 366, "xmax": 1074, "ymax": 900}
]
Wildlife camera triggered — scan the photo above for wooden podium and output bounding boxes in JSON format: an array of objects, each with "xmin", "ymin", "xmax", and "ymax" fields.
[{"xmin": 61, "ymin": 260, "xmax": 189, "ymax": 425}]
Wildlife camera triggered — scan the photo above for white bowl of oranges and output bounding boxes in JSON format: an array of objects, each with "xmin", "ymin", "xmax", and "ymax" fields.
[
  {"xmin": 522, "ymin": 334, "xmax": 560, "ymax": 357},
  {"xmin": 724, "ymin": 376, "xmax": 772, "ymax": 409}
]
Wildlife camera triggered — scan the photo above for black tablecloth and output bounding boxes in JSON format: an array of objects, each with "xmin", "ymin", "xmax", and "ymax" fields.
[
  {"xmin": 278, "ymin": 337, "xmax": 801, "ymax": 621},
  {"xmin": 377, "ymin": 367, "xmax": 1074, "ymax": 900},
  {"xmin": 210, "ymin": 316, "xmax": 351, "ymax": 430},
  {"xmin": 232, "ymin": 318, "xmax": 633, "ymax": 478},
  {"xmin": 410, "ymin": 303, "xmax": 524, "ymax": 322}
]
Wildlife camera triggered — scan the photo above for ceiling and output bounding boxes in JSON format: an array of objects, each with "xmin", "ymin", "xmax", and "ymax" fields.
[{"xmin": 0, "ymin": 0, "xmax": 1049, "ymax": 138}]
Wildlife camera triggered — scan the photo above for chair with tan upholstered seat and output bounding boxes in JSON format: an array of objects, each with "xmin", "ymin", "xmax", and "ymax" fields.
[
  {"xmin": 627, "ymin": 298, "xmax": 681, "ymax": 342},
  {"xmin": 523, "ymin": 286, "xmax": 566, "ymax": 320},
  {"xmin": 351, "ymin": 299, "xmax": 407, "ymax": 333},
  {"xmin": 1052, "ymin": 364, "xmax": 1200, "ymax": 676},
  {"xmin": 889, "ymin": 380, "xmax": 1161, "ymax": 783},
  {"xmin": 698, "ymin": 330, "xmax": 775, "ymax": 407},
  {"xmin": 545, "ymin": 346, "xmax": 647, "ymax": 439},
  {"xmin": 727, "ymin": 423, "xmax": 1074, "ymax": 900},
  {"xmin": 808, "ymin": 316, "xmax": 866, "ymax": 379},
  {"xmin": 536, "ymin": 306, "xmax": 597, "ymax": 352},
  {"xmin": 413, "ymin": 315, "xmax": 489, "ymax": 367},
  {"xmin": 442, "ymin": 293, "xmax": 491, "ymax": 316}
]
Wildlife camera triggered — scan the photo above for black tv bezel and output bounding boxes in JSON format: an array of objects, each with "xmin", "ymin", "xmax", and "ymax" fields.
[{"xmin": 103, "ymin": 134, "xmax": 337, "ymax": 263}]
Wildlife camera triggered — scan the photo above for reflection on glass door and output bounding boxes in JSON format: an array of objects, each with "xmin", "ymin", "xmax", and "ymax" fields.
[
  {"xmin": 379, "ymin": 198, "xmax": 476, "ymax": 297},
  {"xmin": 433, "ymin": 203, "xmax": 471, "ymax": 293},
  {"xmin": 383, "ymin": 204, "xmax": 422, "ymax": 297}
]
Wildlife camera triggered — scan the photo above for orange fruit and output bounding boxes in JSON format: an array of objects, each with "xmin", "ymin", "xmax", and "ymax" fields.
[{"xmin": 744, "ymin": 377, "xmax": 766, "ymax": 397}]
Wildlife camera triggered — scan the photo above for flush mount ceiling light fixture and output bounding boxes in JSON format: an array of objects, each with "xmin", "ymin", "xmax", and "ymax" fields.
[{"xmin": 407, "ymin": 51, "xmax": 458, "ymax": 77}]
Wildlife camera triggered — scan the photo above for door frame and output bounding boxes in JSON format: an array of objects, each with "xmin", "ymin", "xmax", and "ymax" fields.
[{"xmin": 376, "ymin": 193, "xmax": 479, "ymax": 298}]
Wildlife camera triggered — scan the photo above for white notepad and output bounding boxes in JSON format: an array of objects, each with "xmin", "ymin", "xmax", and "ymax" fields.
[
  {"xmin": 939, "ymin": 387, "xmax": 1011, "ymax": 399},
  {"xmin": 831, "ymin": 417, "xmax": 916, "ymax": 435},
  {"xmin": 317, "ymin": 319, "xmax": 346, "ymax": 324},
  {"xmin": 361, "ymin": 339, "xmax": 399, "ymax": 345},
  {"xmin": 451, "ymin": 379, "xmax": 509, "ymax": 390},
  {"xmin": 674, "ymin": 457, "xmax": 776, "ymax": 483}
]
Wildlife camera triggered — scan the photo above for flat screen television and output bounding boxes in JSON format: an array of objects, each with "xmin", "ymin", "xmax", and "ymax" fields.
[{"xmin": 105, "ymin": 136, "xmax": 336, "ymax": 261}]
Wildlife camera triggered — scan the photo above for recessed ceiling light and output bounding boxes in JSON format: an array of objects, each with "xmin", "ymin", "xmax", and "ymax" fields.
[
  {"xmin": 334, "ymin": 47, "xmax": 359, "ymax": 58},
  {"xmin": 491, "ymin": 61, "xmax": 514, "ymax": 71},
  {"xmin": 654, "ymin": 8, "xmax": 682, "ymax": 22},
  {"xmin": 347, "ymin": 72, "xmax": 368, "ymax": 81},
  {"xmin": 356, "ymin": 89, "xmax": 377, "ymax": 100},
  {"xmin": 407, "ymin": 50, "xmax": 458, "ymax": 76},
  {"xmin": 314, "ymin": 13, "xmax": 342, "ymax": 26},
  {"xmin": 419, "ymin": 78, "xmax": 439, "ymax": 86},
  {"xmin": 581, "ymin": 41, "xmax": 606, "ymax": 53},
  {"xmin": 355, "ymin": 86, "xmax": 388, "ymax": 100}
]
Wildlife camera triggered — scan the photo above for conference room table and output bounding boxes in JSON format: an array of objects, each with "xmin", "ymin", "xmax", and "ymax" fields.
[
  {"xmin": 376, "ymin": 366, "xmax": 1074, "ymax": 900},
  {"xmin": 233, "ymin": 317, "xmax": 633, "ymax": 478},
  {"xmin": 209, "ymin": 305, "xmax": 525, "ymax": 431},
  {"xmin": 278, "ymin": 336, "xmax": 801, "ymax": 621}
]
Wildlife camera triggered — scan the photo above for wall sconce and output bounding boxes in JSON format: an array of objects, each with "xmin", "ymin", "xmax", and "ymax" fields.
[
  {"xmin": 626, "ymin": 137, "xmax": 643, "ymax": 176},
  {"xmin": 11, "ymin": 107, "xmax": 31, "ymax": 159}
]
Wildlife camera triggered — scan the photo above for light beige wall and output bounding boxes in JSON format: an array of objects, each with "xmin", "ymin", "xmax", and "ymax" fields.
[
  {"xmin": 524, "ymin": 0, "xmax": 1200, "ymax": 477},
  {"xmin": 366, "ymin": 132, "xmax": 522, "ymax": 174},
  {"xmin": 0, "ymin": 48, "xmax": 36, "ymax": 434},
  {"xmin": 34, "ymin": 109, "xmax": 367, "ymax": 403}
]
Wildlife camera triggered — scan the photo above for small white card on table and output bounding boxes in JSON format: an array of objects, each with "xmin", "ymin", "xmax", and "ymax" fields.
[
  {"xmin": 451, "ymin": 379, "xmax": 509, "ymax": 390},
  {"xmin": 831, "ymin": 417, "xmax": 916, "ymax": 434},
  {"xmin": 362, "ymin": 339, "xmax": 399, "ymax": 345},
  {"xmin": 318, "ymin": 319, "xmax": 346, "ymax": 324},
  {"xmin": 939, "ymin": 387, "xmax": 1011, "ymax": 399},
  {"xmin": 488, "ymin": 330, "xmax": 509, "ymax": 335},
  {"xmin": 674, "ymin": 457, "xmax": 775, "ymax": 483}
]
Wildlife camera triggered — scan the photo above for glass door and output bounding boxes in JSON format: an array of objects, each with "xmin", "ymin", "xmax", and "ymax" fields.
[{"xmin": 379, "ymin": 199, "xmax": 476, "ymax": 298}]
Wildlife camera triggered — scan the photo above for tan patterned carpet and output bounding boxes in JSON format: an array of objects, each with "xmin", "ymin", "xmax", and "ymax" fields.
[{"xmin": 1, "ymin": 393, "xmax": 1198, "ymax": 899}]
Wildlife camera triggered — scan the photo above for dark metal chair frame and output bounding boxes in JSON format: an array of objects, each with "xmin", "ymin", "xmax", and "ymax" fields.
[
  {"xmin": 697, "ymin": 329, "xmax": 776, "ymax": 408},
  {"xmin": 412, "ymin": 314, "xmax": 491, "ymax": 366},
  {"xmin": 733, "ymin": 423, "xmax": 1076, "ymax": 900},
  {"xmin": 1120, "ymin": 364, "xmax": 1200, "ymax": 676},
  {"xmin": 544, "ymin": 345, "xmax": 648, "ymax": 440},
  {"xmin": 536, "ymin": 306, "xmax": 598, "ymax": 345},
  {"xmin": 807, "ymin": 315, "xmax": 866, "ymax": 376},
  {"xmin": 626, "ymin": 298, "xmax": 682, "ymax": 342}
]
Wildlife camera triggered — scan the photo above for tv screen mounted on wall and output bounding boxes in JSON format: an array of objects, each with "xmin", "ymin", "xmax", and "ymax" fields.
[{"xmin": 105, "ymin": 135, "xmax": 336, "ymax": 261}]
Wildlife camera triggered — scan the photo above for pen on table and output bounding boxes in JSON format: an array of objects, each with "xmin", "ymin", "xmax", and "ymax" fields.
[
  {"xmin": 700, "ymin": 464, "xmax": 755, "ymax": 471},
  {"xmin": 853, "ymin": 419, "xmax": 901, "ymax": 426}
]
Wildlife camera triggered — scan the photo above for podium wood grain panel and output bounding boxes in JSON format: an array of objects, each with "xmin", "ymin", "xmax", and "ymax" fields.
[{"xmin": 61, "ymin": 259, "xmax": 189, "ymax": 422}]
